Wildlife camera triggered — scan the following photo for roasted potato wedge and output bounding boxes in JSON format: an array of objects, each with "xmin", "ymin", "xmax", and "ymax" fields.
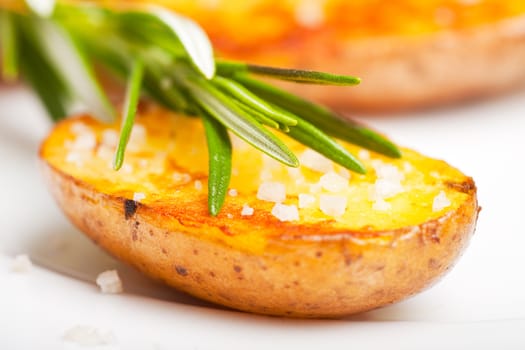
[{"xmin": 40, "ymin": 108, "xmax": 478, "ymax": 317}]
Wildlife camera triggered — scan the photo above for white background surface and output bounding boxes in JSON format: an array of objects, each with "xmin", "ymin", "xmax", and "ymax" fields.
[{"xmin": 1, "ymin": 85, "xmax": 524, "ymax": 349}]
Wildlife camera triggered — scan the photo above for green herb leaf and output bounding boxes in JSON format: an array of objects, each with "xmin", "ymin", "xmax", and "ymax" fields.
[
  {"xmin": 146, "ymin": 6, "xmax": 215, "ymax": 79},
  {"xmin": 287, "ymin": 118, "xmax": 366, "ymax": 174},
  {"xmin": 201, "ymin": 111, "xmax": 232, "ymax": 216},
  {"xmin": 234, "ymin": 74, "xmax": 401, "ymax": 158},
  {"xmin": 114, "ymin": 59, "xmax": 144, "ymax": 171},
  {"xmin": 33, "ymin": 19, "xmax": 115, "ymax": 122},
  {"xmin": 16, "ymin": 16, "xmax": 70, "ymax": 121},
  {"xmin": 213, "ymin": 76, "xmax": 297, "ymax": 126},
  {"xmin": 186, "ymin": 78, "xmax": 299, "ymax": 167},
  {"xmin": 217, "ymin": 60, "xmax": 360, "ymax": 86},
  {"xmin": 1, "ymin": 11, "xmax": 18, "ymax": 81}
]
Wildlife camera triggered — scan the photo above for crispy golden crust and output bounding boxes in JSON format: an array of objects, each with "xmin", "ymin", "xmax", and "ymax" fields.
[{"xmin": 40, "ymin": 155, "xmax": 478, "ymax": 318}]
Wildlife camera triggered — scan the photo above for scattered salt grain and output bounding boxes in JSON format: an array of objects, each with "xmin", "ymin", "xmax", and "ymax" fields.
[
  {"xmin": 10, "ymin": 254, "xmax": 32, "ymax": 273},
  {"xmin": 194, "ymin": 180, "xmax": 203, "ymax": 191},
  {"xmin": 228, "ymin": 189, "xmax": 238, "ymax": 197},
  {"xmin": 241, "ymin": 204, "xmax": 254, "ymax": 216},
  {"xmin": 271, "ymin": 203, "xmax": 299, "ymax": 222},
  {"xmin": 95, "ymin": 270, "xmax": 123, "ymax": 294},
  {"xmin": 72, "ymin": 132, "xmax": 97, "ymax": 151},
  {"xmin": 256, "ymin": 182, "xmax": 286, "ymax": 203},
  {"xmin": 298, "ymin": 193, "xmax": 316, "ymax": 209},
  {"xmin": 372, "ymin": 198, "xmax": 392, "ymax": 211},
  {"xmin": 133, "ymin": 192, "xmax": 146, "ymax": 202},
  {"xmin": 432, "ymin": 190, "xmax": 451, "ymax": 212},
  {"xmin": 319, "ymin": 172, "xmax": 349, "ymax": 193},
  {"xmin": 62, "ymin": 325, "xmax": 117, "ymax": 347},
  {"xmin": 70, "ymin": 122, "xmax": 90, "ymax": 135},
  {"xmin": 101, "ymin": 129, "xmax": 118, "ymax": 147},
  {"xmin": 371, "ymin": 178, "xmax": 404, "ymax": 200},
  {"xmin": 226, "ymin": 213, "xmax": 234, "ymax": 219},
  {"xmin": 299, "ymin": 149, "xmax": 333, "ymax": 173},
  {"xmin": 319, "ymin": 195, "xmax": 347, "ymax": 217}
]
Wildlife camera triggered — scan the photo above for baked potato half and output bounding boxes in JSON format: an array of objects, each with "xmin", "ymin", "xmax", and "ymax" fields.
[{"xmin": 40, "ymin": 108, "xmax": 478, "ymax": 317}]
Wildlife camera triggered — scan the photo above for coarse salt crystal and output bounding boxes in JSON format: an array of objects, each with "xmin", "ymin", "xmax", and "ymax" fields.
[
  {"xmin": 298, "ymin": 193, "xmax": 316, "ymax": 209},
  {"xmin": 10, "ymin": 254, "xmax": 32, "ymax": 273},
  {"xmin": 432, "ymin": 190, "xmax": 451, "ymax": 212},
  {"xmin": 241, "ymin": 204, "xmax": 254, "ymax": 216},
  {"xmin": 299, "ymin": 149, "xmax": 333, "ymax": 173},
  {"xmin": 95, "ymin": 270, "xmax": 123, "ymax": 294},
  {"xmin": 319, "ymin": 172, "xmax": 349, "ymax": 193},
  {"xmin": 257, "ymin": 182, "xmax": 286, "ymax": 203},
  {"xmin": 194, "ymin": 180, "xmax": 203, "ymax": 191},
  {"xmin": 62, "ymin": 325, "xmax": 117, "ymax": 347},
  {"xmin": 226, "ymin": 213, "xmax": 234, "ymax": 219},
  {"xmin": 70, "ymin": 122, "xmax": 90, "ymax": 135},
  {"xmin": 371, "ymin": 178, "xmax": 404, "ymax": 200},
  {"xmin": 372, "ymin": 198, "xmax": 392, "ymax": 211},
  {"xmin": 373, "ymin": 161, "xmax": 404, "ymax": 182},
  {"xmin": 319, "ymin": 195, "xmax": 347, "ymax": 217},
  {"xmin": 133, "ymin": 192, "xmax": 146, "ymax": 202},
  {"xmin": 228, "ymin": 189, "xmax": 238, "ymax": 197},
  {"xmin": 271, "ymin": 203, "xmax": 299, "ymax": 222},
  {"xmin": 101, "ymin": 129, "xmax": 118, "ymax": 147},
  {"xmin": 72, "ymin": 132, "xmax": 97, "ymax": 151}
]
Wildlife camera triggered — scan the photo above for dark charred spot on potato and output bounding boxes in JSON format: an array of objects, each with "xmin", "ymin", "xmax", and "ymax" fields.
[
  {"xmin": 446, "ymin": 179, "xmax": 476, "ymax": 194},
  {"xmin": 293, "ymin": 260, "xmax": 301, "ymax": 267},
  {"xmin": 293, "ymin": 280, "xmax": 300, "ymax": 286},
  {"xmin": 161, "ymin": 248, "xmax": 168, "ymax": 255},
  {"xmin": 148, "ymin": 229, "xmax": 154, "ymax": 237},
  {"xmin": 175, "ymin": 265, "xmax": 188, "ymax": 276},
  {"xmin": 284, "ymin": 284, "xmax": 290, "ymax": 289},
  {"xmin": 315, "ymin": 251, "xmax": 323, "ymax": 258},
  {"xmin": 134, "ymin": 221, "xmax": 140, "ymax": 228},
  {"xmin": 193, "ymin": 249, "xmax": 199, "ymax": 255},
  {"xmin": 209, "ymin": 271, "xmax": 216, "ymax": 277},
  {"xmin": 131, "ymin": 230, "xmax": 138, "ymax": 241},
  {"xmin": 124, "ymin": 199, "xmax": 138, "ymax": 219},
  {"xmin": 233, "ymin": 265, "xmax": 242, "ymax": 273},
  {"xmin": 428, "ymin": 258, "xmax": 441, "ymax": 269}
]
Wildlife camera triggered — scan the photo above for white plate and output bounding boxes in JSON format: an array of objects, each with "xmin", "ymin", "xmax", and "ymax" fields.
[{"xmin": 1, "ymin": 85, "xmax": 524, "ymax": 349}]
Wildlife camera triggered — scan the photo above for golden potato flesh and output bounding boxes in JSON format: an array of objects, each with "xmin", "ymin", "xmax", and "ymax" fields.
[{"xmin": 40, "ymin": 107, "xmax": 478, "ymax": 317}]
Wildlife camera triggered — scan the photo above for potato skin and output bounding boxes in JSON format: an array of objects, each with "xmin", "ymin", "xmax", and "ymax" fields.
[{"xmin": 41, "ymin": 160, "xmax": 478, "ymax": 318}]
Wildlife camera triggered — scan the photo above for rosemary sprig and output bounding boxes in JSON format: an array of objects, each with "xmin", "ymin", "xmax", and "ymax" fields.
[{"xmin": 1, "ymin": 2, "xmax": 402, "ymax": 215}]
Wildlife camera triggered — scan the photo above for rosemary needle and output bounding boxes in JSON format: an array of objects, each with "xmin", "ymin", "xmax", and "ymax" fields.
[{"xmin": 114, "ymin": 59, "xmax": 144, "ymax": 171}]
